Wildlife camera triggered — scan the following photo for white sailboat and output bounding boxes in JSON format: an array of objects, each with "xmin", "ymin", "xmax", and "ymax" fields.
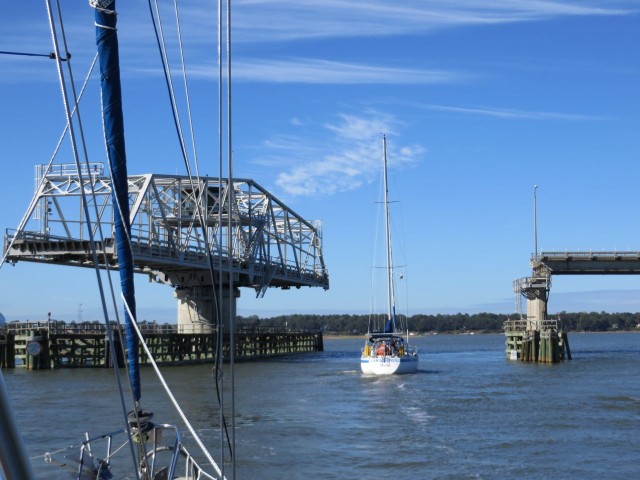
[{"xmin": 360, "ymin": 135, "xmax": 418, "ymax": 375}]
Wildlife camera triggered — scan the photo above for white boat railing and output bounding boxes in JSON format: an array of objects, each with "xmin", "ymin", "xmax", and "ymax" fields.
[{"xmin": 44, "ymin": 424, "xmax": 218, "ymax": 480}]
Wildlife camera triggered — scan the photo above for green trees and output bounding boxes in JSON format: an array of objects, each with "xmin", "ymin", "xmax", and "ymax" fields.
[{"xmin": 236, "ymin": 311, "xmax": 640, "ymax": 334}]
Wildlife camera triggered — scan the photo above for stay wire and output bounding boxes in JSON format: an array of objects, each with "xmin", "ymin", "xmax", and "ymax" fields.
[
  {"xmin": 0, "ymin": 50, "xmax": 55, "ymax": 58},
  {"xmin": 147, "ymin": 0, "xmax": 232, "ymax": 460},
  {"xmin": 225, "ymin": 0, "xmax": 237, "ymax": 476},
  {"xmin": 217, "ymin": 0, "xmax": 226, "ymax": 471},
  {"xmin": 45, "ymin": 1, "xmax": 141, "ymax": 477},
  {"xmin": 146, "ymin": 0, "xmax": 222, "ymax": 309},
  {"xmin": 0, "ymin": 53, "xmax": 97, "ymax": 269}
]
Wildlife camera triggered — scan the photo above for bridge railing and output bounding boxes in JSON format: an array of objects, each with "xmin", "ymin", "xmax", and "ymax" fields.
[
  {"xmin": 1, "ymin": 320, "xmax": 318, "ymax": 336},
  {"xmin": 533, "ymin": 250, "xmax": 640, "ymax": 261},
  {"xmin": 503, "ymin": 318, "xmax": 563, "ymax": 333},
  {"xmin": 1, "ymin": 320, "xmax": 187, "ymax": 335},
  {"xmin": 503, "ymin": 320, "xmax": 527, "ymax": 332}
]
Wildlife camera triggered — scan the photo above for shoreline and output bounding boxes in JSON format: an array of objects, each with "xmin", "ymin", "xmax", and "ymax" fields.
[{"xmin": 323, "ymin": 330, "xmax": 640, "ymax": 340}]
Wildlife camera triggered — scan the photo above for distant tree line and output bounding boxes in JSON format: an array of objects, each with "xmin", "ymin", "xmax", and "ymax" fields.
[{"xmin": 237, "ymin": 311, "xmax": 640, "ymax": 334}]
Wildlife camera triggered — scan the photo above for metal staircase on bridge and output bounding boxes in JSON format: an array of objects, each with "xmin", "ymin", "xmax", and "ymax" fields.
[{"xmin": 2, "ymin": 163, "xmax": 329, "ymax": 296}]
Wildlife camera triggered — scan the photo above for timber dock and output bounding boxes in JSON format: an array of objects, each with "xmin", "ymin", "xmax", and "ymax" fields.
[{"xmin": 0, "ymin": 320, "xmax": 323, "ymax": 370}]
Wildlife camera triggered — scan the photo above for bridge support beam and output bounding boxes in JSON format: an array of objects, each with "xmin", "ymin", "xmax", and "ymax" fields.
[{"xmin": 174, "ymin": 286, "xmax": 240, "ymax": 334}]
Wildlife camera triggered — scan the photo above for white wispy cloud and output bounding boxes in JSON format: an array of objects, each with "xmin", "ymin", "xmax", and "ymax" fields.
[
  {"xmin": 231, "ymin": 58, "xmax": 462, "ymax": 84},
  {"xmin": 273, "ymin": 112, "xmax": 425, "ymax": 196},
  {"xmin": 5, "ymin": 1, "xmax": 633, "ymax": 84},
  {"xmin": 231, "ymin": 0, "xmax": 634, "ymax": 42},
  {"xmin": 421, "ymin": 103, "xmax": 605, "ymax": 121}
]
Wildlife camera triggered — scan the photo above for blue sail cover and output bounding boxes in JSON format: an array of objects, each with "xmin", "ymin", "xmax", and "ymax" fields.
[
  {"xmin": 93, "ymin": 0, "xmax": 140, "ymax": 401},
  {"xmin": 384, "ymin": 318, "xmax": 392, "ymax": 333},
  {"xmin": 384, "ymin": 306, "xmax": 396, "ymax": 333}
]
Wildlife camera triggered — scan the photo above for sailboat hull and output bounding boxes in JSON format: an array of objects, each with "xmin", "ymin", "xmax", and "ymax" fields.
[{"xmin": 360, "ymin": 354, "xmax": 418, "ymax": 375}]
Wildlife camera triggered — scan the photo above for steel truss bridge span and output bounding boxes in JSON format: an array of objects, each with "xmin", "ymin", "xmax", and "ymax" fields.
[{"xmin": 3, "ymin": 164, "xmax": 329, "ymax": 297}]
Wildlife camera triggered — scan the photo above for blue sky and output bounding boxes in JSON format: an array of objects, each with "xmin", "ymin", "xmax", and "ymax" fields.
[{"xmin": 2, "ymin": 1, "xmax": 640, "ymax": 322}]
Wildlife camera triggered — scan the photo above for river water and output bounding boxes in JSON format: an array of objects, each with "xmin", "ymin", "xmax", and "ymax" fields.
[{"xmin": 3, "ymin": 333, "xmax": 639, "ymax": 479}]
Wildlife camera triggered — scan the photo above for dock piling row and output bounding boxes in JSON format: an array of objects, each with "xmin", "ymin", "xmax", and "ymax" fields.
[{"xmin": 0, "ymin": 321, "xmax": 323, "ymax": 369}]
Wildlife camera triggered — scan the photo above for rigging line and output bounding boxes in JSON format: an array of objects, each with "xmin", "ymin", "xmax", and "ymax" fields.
[
  {"xmin": 122, "ymin": 294, "xmax": 227, "ymax": 480},
  {"xmin": 148, "ymin": 0, "xmax": 190, "ymax": 166},
  {"xmin": 170, "ymin": 27, "xmax": 225, "ymax": 345},
  {"xmin": 147, "ymin": 0, "xmax": 231, "ymax": 458},
  {"xmin": 382, "ymin": 134, "xmax": 398, "ymax": 330},
  {"xmin": 147, "ymin": 0, "xmax": 219, "ymax": 292},
  {"xmin": 145, "ymin": 0, "xmax": 229, "ymax": 472},
  {"xmin": 148, "ymin": 0, "xmax": 234, "ymax": 466},
  {"xmin": 57, "ymin": 0, "xmax": 143, "ymax": 472},
  {"xmin": 145, "ymin": 2, "xmax": 220, "ymax": 362},
  {"xmin": 0, "ymin": 53, "xmax": 98, "ymax": 268},
  {"xmin": 368, "ymin": 155, "xmax": 385, "ymax": 330},
  {"xmin": 148, "ymin": 0, "xmax": 217, "ymax": 267},
  {"xmin": 0, "ymin": 50, "xmax": 55, "ymax": 58},
  {"xmin": 46, "ymin": 1, "xmax": 141, "ymax": 477},
  {"xmin": 146, "ymin": 1, "xmax": 215, "ymax": 272},
  {"xmin": 217, "ymin": 0, "xmax": 226, "ymax": 472},
  {"xmin": 225, "ymin": 0, "xmax": 237, "ymax": 476},
  {"xmin": 149, "ymin": 1, "xmax": 221, "ymax": 317},
  {"xmin": 389, "ymin": 171, "xmax": 411, "ymax": 326},
  {"xmin": 173, "ymin": 0, "xmax": 201, "ymax": 176},
  {"xmin": 149, "ymin": 1, "xmax": 216, "ymax": 285}
]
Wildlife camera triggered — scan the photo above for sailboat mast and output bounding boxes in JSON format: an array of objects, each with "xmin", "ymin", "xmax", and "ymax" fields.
[
  {"xmin": 382, "ymin": 135, "xmax": 396, "ymax": 331},
  {"xmin": 92, "ymin": 0, "xmax": 140, "ymax": 402}
]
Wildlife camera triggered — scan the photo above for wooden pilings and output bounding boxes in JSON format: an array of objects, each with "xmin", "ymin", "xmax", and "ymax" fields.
[
  {"xmin": 504, "ymin": 319, "xmax": 571, "ymax": 363},
  {"xmin": 0, "ymin": 322, "xmax": 323, "ymax": 369},
  {"xmin": 0, "ymin": 332, "xmax": 15, "ymax": 369},
  {"xmin": 562, "ymin": 332, "xmax": 572, "ymax": 360},
  {"xmin": 519, "ymin": 330, "xmax": 540, "ymax": 362}
]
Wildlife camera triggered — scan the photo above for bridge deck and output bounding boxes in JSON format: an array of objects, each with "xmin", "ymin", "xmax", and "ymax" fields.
[{"xmin": 533, "ymin": 251, "xmax": 640, "ymax": 274}]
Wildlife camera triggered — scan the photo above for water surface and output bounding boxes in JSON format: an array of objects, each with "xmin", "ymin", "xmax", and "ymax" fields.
[{"xmin": 4, "ymin": 333, "xmax": 639, "ymax": 479}]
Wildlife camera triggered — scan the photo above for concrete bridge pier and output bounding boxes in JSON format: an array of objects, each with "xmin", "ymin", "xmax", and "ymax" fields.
[
  {"xmin": 505, "ymin": 274, "xmax": 570, "ymax": 362},
  {"xmin": 526, "ymin": 294, "xmax": 547, "ymax": 331},
  {"xmin": 174, "ymin": 285, "xmax": 240, "ymax": 334}
]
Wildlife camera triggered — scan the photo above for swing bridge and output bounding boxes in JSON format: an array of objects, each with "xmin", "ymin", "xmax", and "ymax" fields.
[{"xmin": 2, "ymin": 163, "xmax": 329, "ymax": 329}]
